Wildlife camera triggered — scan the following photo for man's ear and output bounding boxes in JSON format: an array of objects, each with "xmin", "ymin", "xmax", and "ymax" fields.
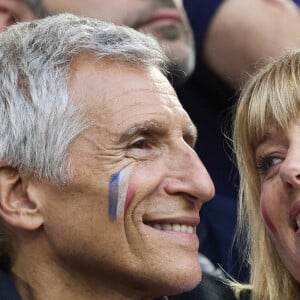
[{"xmin": 0, "ymin": 160, "xmax": 43, "ymax": 231}]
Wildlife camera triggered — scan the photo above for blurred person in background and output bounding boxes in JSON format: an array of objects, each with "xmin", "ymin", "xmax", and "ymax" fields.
[
  {"xmin": 0, "ymin": 0, "xmax": 46, "ymax": 31},
  {"xmin": 41, "ymin": 0, "xmax": 195, "ymax": 87}
]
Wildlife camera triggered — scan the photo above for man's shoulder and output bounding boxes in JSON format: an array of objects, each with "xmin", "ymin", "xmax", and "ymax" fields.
[
  {"xmin": 0, "ymin": 270, "xmax": 22, "ymax": 300},
  {"xmin": 168, "ymin": 273, "xmax": 250, "ymax": 300}
]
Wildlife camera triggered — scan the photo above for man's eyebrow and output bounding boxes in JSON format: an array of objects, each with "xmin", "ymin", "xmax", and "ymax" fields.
[{"xmin": 118, "ymin": 121, "xmax": 162, "ymax": 143}]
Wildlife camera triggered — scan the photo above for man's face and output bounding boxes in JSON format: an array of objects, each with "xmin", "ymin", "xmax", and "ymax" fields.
[
  {"xmin": 0, "ymin": 0, "xmax": 34, "ymax": 31},
  {"xmin": 42, "ymin": 0, "xmax": 195, "ymax": 84},
  {"xmin": 34, "ymin": 56, "xmax": 214, "ymax": 297}
]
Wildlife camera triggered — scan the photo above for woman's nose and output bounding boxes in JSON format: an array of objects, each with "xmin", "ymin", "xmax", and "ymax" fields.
[
  {"xmin": 280, "ymin": 152, "xmax": 300, "ymax": 190},
  {"xmin": 163, "ymin": 140, "xmax": 215, "ymax": 203}
]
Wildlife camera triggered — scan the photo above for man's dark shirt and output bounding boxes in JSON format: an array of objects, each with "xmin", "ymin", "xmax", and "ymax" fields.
[
  {"xmin": 0, "ymin": 270, "xmax": 22, "ymax": 300},
  {"xmin": 0, "ymin": 269, "xmax": 250, "ymax": 300}
]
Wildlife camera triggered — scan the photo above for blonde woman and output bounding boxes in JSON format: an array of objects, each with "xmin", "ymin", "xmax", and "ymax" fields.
[{"xmin": 233, "ymin": 50, "xmax": 300, "ymax": 299}]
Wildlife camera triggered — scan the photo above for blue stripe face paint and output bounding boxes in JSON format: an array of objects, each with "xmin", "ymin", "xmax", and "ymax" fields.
[{"xmin": 108, "ymin": 167, "xmax": 130, "ymax": 221}]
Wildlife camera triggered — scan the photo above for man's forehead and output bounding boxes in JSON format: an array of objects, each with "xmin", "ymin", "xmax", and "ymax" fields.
[
  {"xmin": 69, "ymin": 53, "xmax": 169, "ymax": 102},
  {"xmin": 67, "ymin": 54, "xmax": 192, "ymax": 134},
  {"xmin": 69, "ymin": 52, "xmax": 150, "ymax": 79},
  {"xmin": 67, "ymin": 53, "xmax": 189, "ymax": 136}
]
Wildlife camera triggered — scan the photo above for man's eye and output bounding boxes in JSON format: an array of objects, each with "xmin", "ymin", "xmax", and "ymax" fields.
[
  {"xmin": 255, "ymin": 155, "xmax": 282, "ymax": 175},
  {"xmin": 126, "ymin": 137, "xmax": 161, "ymax": 160},
  {"xmin": 129, "ymin": 138, "xmax": 148, "ymax": 149}
]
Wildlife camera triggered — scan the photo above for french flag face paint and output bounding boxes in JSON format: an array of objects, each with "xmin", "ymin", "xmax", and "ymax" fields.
[{"xmin": 108, "ymin": 167, "xmax": 134, "ymax": 222}]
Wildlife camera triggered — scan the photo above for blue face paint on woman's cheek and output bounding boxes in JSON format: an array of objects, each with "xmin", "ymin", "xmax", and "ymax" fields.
[{"xmin": 108, "ymin": 167, "xmax": 131, "ymax": 221}]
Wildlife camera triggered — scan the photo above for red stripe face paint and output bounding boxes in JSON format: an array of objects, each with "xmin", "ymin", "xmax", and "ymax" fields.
[{"xmin": 125, "ymin": 179, "xmax": 136, "ymax": 212}]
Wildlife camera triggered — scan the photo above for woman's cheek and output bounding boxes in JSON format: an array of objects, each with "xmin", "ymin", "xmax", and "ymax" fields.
[{"xmin": 260, "ymin": 194, "xmax": 277, "ymax": 235}]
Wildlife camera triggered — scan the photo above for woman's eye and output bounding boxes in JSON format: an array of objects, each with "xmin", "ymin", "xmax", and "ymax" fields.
[{"xmin": 255, "ymin": 155, "xmax": 282, "ymax": 175}]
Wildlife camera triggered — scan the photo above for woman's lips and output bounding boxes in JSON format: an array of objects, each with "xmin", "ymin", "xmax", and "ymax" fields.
[{"xmin": 290, "ymin": 200, "xmax": 300, "ymax": 232}]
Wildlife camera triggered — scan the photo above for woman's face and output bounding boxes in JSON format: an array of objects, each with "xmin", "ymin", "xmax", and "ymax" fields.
[{"xmin": 255, "ymin": 114, "xmax": 300, "ymax": 281}]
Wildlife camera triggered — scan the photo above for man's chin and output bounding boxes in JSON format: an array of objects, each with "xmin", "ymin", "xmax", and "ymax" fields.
[
  {"xmin": 163, "ymin": 269, "xmax": 202, "ymax": 297},
  {"xmin": 151, "ymin": 262, "xmax": 202, "ymax": 297}
]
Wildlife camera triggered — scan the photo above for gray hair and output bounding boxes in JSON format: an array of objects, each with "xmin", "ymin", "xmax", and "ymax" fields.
[{"xmin": 0, "ymin": 13, "xmax": 168, "ymax": 184}]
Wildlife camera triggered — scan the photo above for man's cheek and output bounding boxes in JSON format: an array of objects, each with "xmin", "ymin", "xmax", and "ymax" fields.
[{"xmin": 125, "ymin": 178, "xmax": 136, "ymax": 212}]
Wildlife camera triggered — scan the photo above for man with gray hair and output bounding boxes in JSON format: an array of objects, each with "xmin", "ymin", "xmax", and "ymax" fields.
[{"xmin": 0, "ymin": 14, "xmax": 215, "ymax": 300}]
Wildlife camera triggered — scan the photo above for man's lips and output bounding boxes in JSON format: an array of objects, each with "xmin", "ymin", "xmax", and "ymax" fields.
[
  {"xmin": 136, "ymin": 9, "xmax": 182, "ymax": 30},
  {"xmin": 143, "ymin": 216, "xmax": 199, "ymax": 234}
]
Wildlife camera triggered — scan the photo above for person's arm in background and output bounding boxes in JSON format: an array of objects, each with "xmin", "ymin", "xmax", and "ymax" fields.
[{"xmin": 204, "ymin": 0, "xmax": 300, "ymax": 88}]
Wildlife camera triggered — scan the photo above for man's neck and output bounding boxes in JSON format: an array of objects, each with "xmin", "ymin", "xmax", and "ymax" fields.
[{"xmin": 12, "ymin": 264, "xmax": 162, "ymax": 300}]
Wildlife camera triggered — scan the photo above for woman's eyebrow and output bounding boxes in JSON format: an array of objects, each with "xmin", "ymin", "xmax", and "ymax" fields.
[
  {"xmin": 257, "ymin": 133, "xmax": 272, "ymax": 147},
  {"xmin": 256, "ymin": 128, "xmax": 281, "ymax": 147}
]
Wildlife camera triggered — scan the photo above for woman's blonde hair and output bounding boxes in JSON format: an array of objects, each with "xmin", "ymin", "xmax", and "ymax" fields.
[{"xmin": 233, "ymin": 50, "xmax": 300, "ymax": 299}]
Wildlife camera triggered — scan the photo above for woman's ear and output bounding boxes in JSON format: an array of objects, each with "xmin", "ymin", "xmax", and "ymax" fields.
[{"xmin": 0, "ymin": 161, "xmax": 43, "ymax": 231}]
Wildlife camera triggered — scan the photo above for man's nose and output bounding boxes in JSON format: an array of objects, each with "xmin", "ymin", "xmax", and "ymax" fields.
[
  {"xmin": 280, "ymin": 151, "xmax": 300, "ymax": 191},
  {"xmin": 163, "ymin": 140, "xmax": 215, "ymax": 203}
]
